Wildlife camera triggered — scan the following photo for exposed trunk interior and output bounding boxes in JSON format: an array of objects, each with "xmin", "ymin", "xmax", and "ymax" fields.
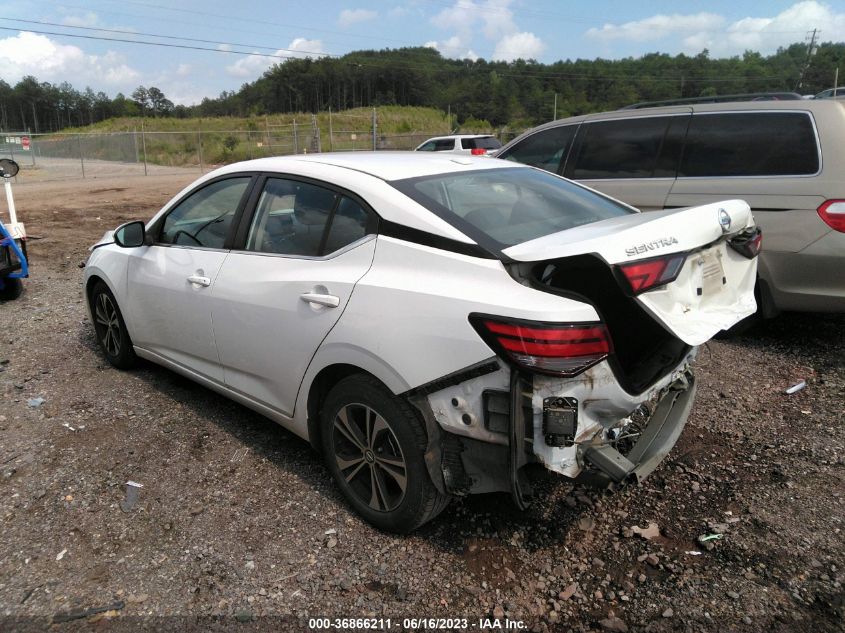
[{"xmin": 530, "ymin": 254, "xmax": 690, "ymax": 394}]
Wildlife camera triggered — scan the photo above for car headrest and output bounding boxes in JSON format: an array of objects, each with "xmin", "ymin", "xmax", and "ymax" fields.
[{"xmin": 294, "ymin": 186, "xmax": 336, "ymax": 225}]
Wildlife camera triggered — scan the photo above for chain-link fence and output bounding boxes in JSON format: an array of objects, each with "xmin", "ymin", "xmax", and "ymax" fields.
[{"xmin": 0, "ymin": 113, "xmax": 527, "ymax": 182}]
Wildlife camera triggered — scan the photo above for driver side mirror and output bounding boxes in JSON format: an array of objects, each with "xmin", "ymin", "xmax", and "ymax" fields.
[{"xmin": 113, "ymin": 221, "xmax": 146, "ymax": 248}]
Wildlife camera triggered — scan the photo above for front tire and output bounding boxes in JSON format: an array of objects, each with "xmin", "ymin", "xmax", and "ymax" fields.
[
  {"xmin": 320, "ymin": 375, "xmax": 450, "ymax": 533},
  {"xmin": 90, "ymin": 281, "xmax": 137, "ymax": 369},
  {"xmin": 0, "ymin": 278, "xmax": 23, "ymax": 301}
]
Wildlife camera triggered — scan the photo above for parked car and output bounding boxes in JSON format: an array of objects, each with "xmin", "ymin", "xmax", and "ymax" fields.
[
  {"xmin": 414, "ymin": 134, "xmax": 501, "ymax": 155},
  {"xmin": 84, "ymin": 153, "xmax": 758, "ymax": 532},
  {"xmin": 498, "ymin": 99, "xmax": 845, "ymax": 317},
  {"xmin": 814, "ymin": 87, "xmax": 845, "ymax": 99}
]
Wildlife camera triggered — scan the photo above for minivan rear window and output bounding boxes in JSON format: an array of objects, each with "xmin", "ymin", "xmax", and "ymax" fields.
[
  {"xmin": 679, "ymin": 112, "xmax": 819, "ymax": 177},
  {"xmin": 461, "ymin": 137, "xmax": 502, "ymax": 150},
  {"xmin": 391, "ymin": 167, "xmax": 632, "ymax": 248}
]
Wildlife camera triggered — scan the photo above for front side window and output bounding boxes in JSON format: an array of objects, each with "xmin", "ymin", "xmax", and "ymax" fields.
[
  {"xmin": 416, "ymin": 141, "xmax": 436, "ymax": 151},
  {"xmin": 499, "ymin": 125, "xmax": 576, "ymax": 173},
  {"xmin": 392, "ymin": 167, "xmax": 632, "ymax": 248},
  {"xmin": 433, "ymin": 139, "xmax": 456, "ymax": 151},
  {"xmin": 570, "ymin": 117, "xmax": 671, "ymax": 179},
  {"xmin": 159, "ymin": 177, "xmax": 251, "ymax": 248},
  {"xmin": 679, "ymin": 112, "xmax": 819, "ymax": 177}
]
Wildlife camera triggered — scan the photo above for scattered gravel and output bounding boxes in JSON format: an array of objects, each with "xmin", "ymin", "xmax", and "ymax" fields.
[{"xmin": 1, "ymin": 175, "xmax": 843, "ymax": 631}]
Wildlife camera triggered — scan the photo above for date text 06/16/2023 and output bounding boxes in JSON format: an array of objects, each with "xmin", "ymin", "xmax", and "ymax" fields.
[{"xmin": 307, "ymin": 617, "xmax": 527, "ymax": 630}]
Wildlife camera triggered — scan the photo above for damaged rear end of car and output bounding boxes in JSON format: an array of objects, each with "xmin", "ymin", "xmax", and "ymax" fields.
[{"xmin": 390, "ymin": 167, "xmax": 759, "ymax": 507}]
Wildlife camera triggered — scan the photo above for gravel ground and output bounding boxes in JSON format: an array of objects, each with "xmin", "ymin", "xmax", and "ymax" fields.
[{"xmin": 1, "ymin": 175, "xmax": 843, "ymax": 632}]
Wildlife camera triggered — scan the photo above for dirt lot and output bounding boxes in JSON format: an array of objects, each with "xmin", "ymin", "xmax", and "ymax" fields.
[{"xmin": 1, "ymin": 175, "xmax": 843, "ymax": 632}]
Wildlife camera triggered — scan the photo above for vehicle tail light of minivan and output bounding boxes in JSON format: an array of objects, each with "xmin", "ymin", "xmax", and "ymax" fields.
[
  {"xmin": 818, "ymin": 200, "xmax": 845, "ymax": 232},
  {"xmin": 470, "ymin": 148, "xmax": 487, "ymax": 155},
  {"xmin": 616, "ymin": 253, "xmax": 687, "ymax": 295},
  {"xmin": 471, "ymin": 317, "xmax": 613, "ymax": 376}
]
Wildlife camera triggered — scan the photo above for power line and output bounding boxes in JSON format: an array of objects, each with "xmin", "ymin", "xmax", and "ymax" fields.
[
  {"xmin": 0, "ymin": 25, "xmax": 310, "ymax": 61},
  {"xmin": 0, "ymin": 24, "xmax": 791, "ymax": 85},
  {"xmin": 0, "ymin": 17, "xmax": 333, "ymax": 57}
]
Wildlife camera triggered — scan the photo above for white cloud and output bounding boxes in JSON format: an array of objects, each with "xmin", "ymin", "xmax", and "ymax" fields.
[
  {"xmin": 0, "ymin": 31, "xmax": 139, "ymax": 86},
  {"xmin": 337, "ymin": 8, "xmax": 377, "ymax": 28},
  {"xmin": 175, "ymin": 63, "xmax": 192, "ymax": 78},
  {"xmin": 287, "ymin": 38, "xmax": 325, "ymax": 56},
  {"xmin": 225, "ymin": 38, "xmax": 325, "ymax": 78},
  {"xmin": 586, "ymin": 13, "xmax": 724, "ymax": 43},
  {"xmin": 61, "ymin": 12, "xmax": 100, "ymax": 28},
  {"xmin": 429, "ymin": 0, "xmax": 544, "ymax": 61},
  {"xmin": 493, "ymin": 32, "xmax": 544, "ymax": 61},
  {"xmin": 585, "ymin": 1, "xmax": 845, "ymax": 57},
  {"xmin": 424, "ymin": 35, "xmax": 478, "ymax": 60}
]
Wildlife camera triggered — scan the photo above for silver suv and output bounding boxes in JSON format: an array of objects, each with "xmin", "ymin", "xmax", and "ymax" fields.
[{"xmin": 498, "ymin": 100, "xmax": 845, "ymax": 315}]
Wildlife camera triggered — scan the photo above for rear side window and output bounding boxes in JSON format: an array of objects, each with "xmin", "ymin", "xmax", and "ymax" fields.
[
  {"xmin": 246, "ymin": 178, "xmax": 337, "ymax": 256},
  {"xmin": 391, "ymin": 167, "xmax": 632, "ymax": 248},
  {"xmin": 679, "ymin": 112, "xmax": 819, "ymax": 177},
  {"xmin": 461, "ymin": 137, "xmax": 502, "ymax": 150},
  {"xmin": 570, "ymin": 117, "xmax": 671, "ymax": 179},
  {"xmin": 417, "ymin": 139, "xmax": 455, "ymax": 151},
  {"xmin": 499, "ymin": 125, "xmax": 577, "ymax": 173},
  {"xmin": 323, "ymin": 197, "xmax": 369, "ymax": 254}
]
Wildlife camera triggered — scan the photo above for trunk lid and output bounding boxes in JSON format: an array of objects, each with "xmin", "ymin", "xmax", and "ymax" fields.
[{"xmin": 504, "ymin": 199, "xmax": 758, "ymax": 346}]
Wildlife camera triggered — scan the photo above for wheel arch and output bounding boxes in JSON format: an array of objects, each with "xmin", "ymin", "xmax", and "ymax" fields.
[{"xmin": 304, "ymin": 363, "xmax": 396, "ymax": 453}]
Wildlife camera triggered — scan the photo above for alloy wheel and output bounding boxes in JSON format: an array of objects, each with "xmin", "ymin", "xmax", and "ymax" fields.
[
  {"xmin": 332, "ymin": 403, "xmax": 407, "ymax": 512},
  {"xmin": 94, "ymin": 292, "xmax": 121, "ymax": 357}
]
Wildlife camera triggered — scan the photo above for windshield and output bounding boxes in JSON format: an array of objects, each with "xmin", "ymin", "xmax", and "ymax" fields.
[{"xmin": 391, "ymin": 167, "xmax": 633, "ymax": 248}]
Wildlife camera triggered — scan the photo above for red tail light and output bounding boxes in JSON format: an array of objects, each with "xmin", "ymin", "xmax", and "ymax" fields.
[
  {"xmin": 728, "ymin": 226, "xmax": 763, "ymax": 258},
  {"xmin": 472, "ymin": 317, "xmax": 613, "ymax": 376},
  {"xmin": 617, "ymin": 253, "xmax": 686, "ymax": 295},
  {"xmin": 470, "ymin": 148, "xmax": 487, "ymax": 155},
  {"xmin": 818, "ymin": 200, "xmax": 845, "ymax": 232}
]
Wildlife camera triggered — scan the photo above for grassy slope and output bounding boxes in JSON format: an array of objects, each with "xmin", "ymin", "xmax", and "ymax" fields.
[
  {"xmin": 59, "ymin": 106, "xmax": 454, "ymax": 135},
  {"xmin": 50, "ymin": 106, "xmax": 501, "ymax": 166}
]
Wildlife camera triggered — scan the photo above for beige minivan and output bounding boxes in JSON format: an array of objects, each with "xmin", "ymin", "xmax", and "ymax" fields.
[{"xmin": 498, "ymin": 100, "xmax": 845, "ymax": 315}]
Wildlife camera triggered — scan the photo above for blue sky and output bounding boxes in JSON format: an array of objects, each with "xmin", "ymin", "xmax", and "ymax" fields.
[{"xmin": 0, "ymin": 0, "xmax": 843, "ymax": 105}]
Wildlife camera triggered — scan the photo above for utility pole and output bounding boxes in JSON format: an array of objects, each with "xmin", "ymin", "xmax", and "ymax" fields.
[
  {"xmin": 553, "ymin": 93, "xmax": 557, "ymax": 120},
  {"xmin": 795, "ymin": 28, "xmax": 819, "ymax": 91}
]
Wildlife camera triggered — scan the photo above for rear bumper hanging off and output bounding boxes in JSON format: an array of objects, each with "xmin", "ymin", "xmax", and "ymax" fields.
[{"xmin": 578, "ymin": 372, "xmax": 696, "ymax": 487}]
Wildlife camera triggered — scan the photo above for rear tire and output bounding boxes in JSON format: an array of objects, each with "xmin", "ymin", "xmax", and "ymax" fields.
[
  {"xmin": 90, "ymin": 281, "xmax": 137, "ymax": 369},
  {"xmin": 320, "ymin": 374, "xmax": 450, "ymax": 533},
  {"xmin": 0, "ymin": 278, "xmax": 22, "ymax": 301}
]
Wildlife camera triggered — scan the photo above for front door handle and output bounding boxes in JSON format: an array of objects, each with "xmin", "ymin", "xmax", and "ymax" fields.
[
  {"xmin": 187, "ymin": 274, "xmax": 211, "ymax": 287},
  {"xmin": 300, "ymin": 292, "xmax": 340, "ymax": 308}
]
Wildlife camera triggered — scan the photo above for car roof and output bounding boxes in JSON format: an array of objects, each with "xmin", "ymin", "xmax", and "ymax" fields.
[
  {"xmin": 420, "ymin": 134, "xmax": 495, "ymax": 142},
  {"xmin": 211, "ymin": 151, "xmax": 519, "ymax": 181}
]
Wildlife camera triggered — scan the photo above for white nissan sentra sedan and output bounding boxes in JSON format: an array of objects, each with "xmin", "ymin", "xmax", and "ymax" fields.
[{"xmin": 84, "ymin": 153, "xmax": 760, "ymax": 532}]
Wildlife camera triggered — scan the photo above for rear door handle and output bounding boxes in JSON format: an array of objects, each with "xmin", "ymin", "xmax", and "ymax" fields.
[
  {"xmin": 187, "ymin": 275, "xmax": 211, "ymax": 287},
  {"xmin": 300, "ymin": 292, "xmax": 340, "ymax": 308}
]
